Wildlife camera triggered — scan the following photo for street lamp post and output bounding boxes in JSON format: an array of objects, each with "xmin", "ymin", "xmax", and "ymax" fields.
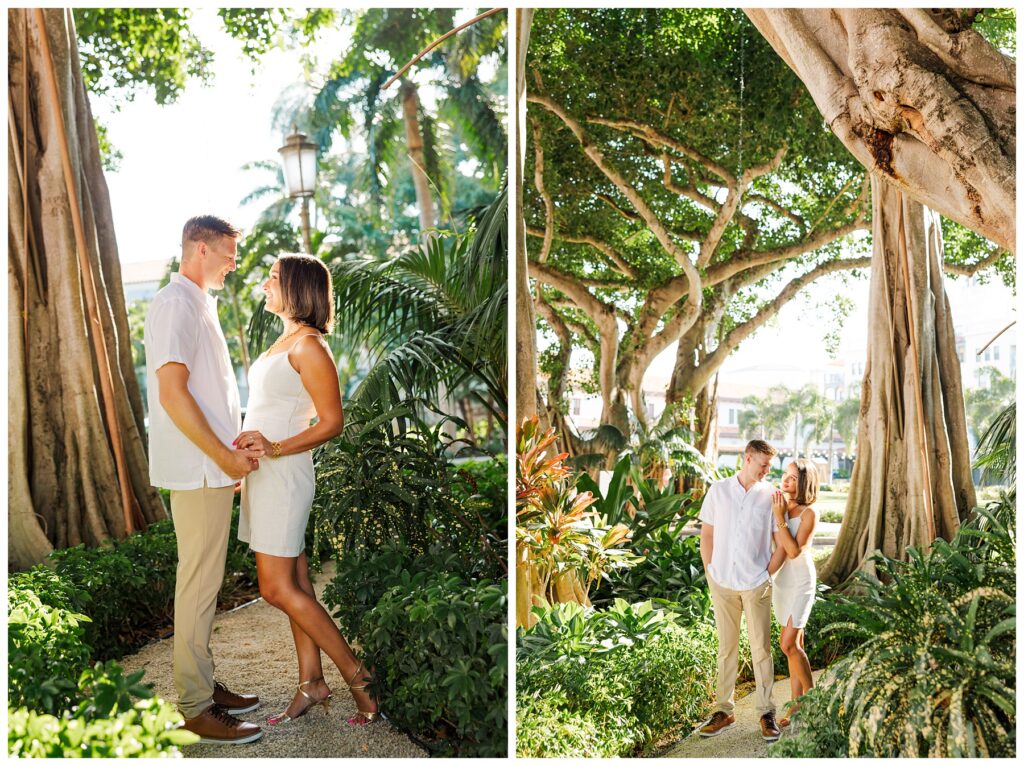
[{"xmin": 277, "ymin": 128, "xmax": 318, "ymax": 253}]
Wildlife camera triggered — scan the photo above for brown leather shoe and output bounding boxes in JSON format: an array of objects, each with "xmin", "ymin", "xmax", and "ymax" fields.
[
  {"xmin": 760, "ymin": 711, "xmax": 781, "ymax": 741},
  {"xmin": 181, "ymin": 704, "xmax": 263, "ymax": 745},
  {"xmin": 213, "ymin": 680, "xmax": 260, "ymax": 715},
  {"xmin": 698, "ymin": 711, "xmax": 736, "ymax": 737}
]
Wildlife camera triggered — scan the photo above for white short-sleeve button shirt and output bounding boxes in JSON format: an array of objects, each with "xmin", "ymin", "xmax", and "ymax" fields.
[
  {"xmin": 698, "ymin": 475, "xmax": 777, "ymax": 591},
  {"xmin": 144, "ymin": 273, "xmax": 241, "ymax": 490}
]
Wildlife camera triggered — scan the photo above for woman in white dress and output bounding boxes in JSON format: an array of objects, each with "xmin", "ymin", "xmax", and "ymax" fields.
[
  {"xmin": 767, "ymin": 458, "xmax": 819, "ymax": 727},
  {"xmin": 234, "ymin": 254, "xmax": 379, "ymax": 726}
]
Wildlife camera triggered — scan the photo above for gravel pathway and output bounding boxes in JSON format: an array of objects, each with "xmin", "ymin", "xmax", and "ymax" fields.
[
  {"xmin": 660, "ymin": 670, "xmax": 823, "ymax": 758},
  {"xmin": 119, "ymin": 561, "xmax": 426, "ymax": 758}
]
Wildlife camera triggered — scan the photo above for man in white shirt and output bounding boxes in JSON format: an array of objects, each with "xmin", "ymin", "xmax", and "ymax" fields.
[
  {"xmin": 145, "ymin": 215, "xmax": 264, "ymax": 745},
  {"xmin": 696, "ymin": 439, "xmax": 781, "ymax": 741}
]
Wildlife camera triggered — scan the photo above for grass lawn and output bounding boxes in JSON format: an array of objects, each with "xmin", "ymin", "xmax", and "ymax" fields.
[{"xmin": 815, "ymin": 490, "xmax": 847, "ymax": 518}]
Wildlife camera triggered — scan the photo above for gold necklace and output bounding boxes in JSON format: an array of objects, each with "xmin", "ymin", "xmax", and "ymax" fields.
[{"xmin": 267, "ymin": 324, "xmax": 310, "ymax": 356}]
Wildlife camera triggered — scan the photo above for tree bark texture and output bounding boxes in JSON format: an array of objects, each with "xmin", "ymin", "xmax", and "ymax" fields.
[
  {"xmin": 820, "ymin": 176, "xmax": 976, "ymax": 585},
  {"xmin": 8, "ymin": 8, "xmax": 166, "ymax": 570},
  {"xmin": 515, "ymin": 9, "xmax": 538, "ymax": 422},
  {"xmin": 399, "ymin": 80, "xmax": 437, "ymax": 237},
  {"xmin": 746, "ymin": 8, "xmax": 1015, "ymax": 252}
]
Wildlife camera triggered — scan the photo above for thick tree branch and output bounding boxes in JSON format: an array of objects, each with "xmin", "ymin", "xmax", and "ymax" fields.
[
  {"xmin": 589, "ymin": 116, "xmax": 734, "ymax": 183},
  {"xmin": 899, "ymin": 8, "xmax": 1014, "ymax": 89},
  {"xmin": 943, "ymin": 247, "xmax": 1010, "ymax": 277},
  {"xmin": 530, "ymin": 118, "xmax": 555, "ymax": 263},
  {"xmin": 529, "ymin": 92, "xmax": 703, "ymax": 331},
  {"xmin": 534, "ymin": 288, "xmax": 573, "ymax": 405},
  {"xmin": 746, "ymin": 8, "xmax": 1014, "ymax": 251},
  {"xmin": 697, "ymin": 256, "xmax": 872, "ymax": 386},
  {"xmin": 706, "ymin": 216, "xmax": 868, "ymax": 286},
  {"xmin": 528, "ymin": 260, "xmax": 619, "ymax": 320},
  {"xmin": 525, "ymin": 224, "xmax": 638, "ymax": 279}
]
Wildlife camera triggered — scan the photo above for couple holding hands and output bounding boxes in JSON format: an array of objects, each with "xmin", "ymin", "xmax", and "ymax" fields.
[
  {"xmin": 144, "ymin": 216, "xmax": 378, "ymax": 745},
  {"xmin": 698, "ymin": 440, "xmax": 820, "ymax": 741}
]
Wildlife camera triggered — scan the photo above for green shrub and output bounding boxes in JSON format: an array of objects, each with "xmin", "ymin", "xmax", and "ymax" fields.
[
  {"xmin": 359, "ymin": 570, "xmax": 507, "ymax": 756},
  {"xmin": 770, "ymin": 495, "xmax": 1016, "ymax": 758},
  {"xmin": 44, "ymin": 510, "xmax": 256, "ymax": 660},
  {"xmin": 313, "ymin": 405, "xmax": 504, "ymax": 576},
  {"xmin": 452, "ymin": 455, "xmax": 507, "ymax": 516},
  {"xmin": 324, "ymin": 543, "xmax": 507, "ymax": 756},
  {"xmin": 595, "ymin": 526, "xmax": 711, "ymax": 623},
  {"xmin": 517, "ymin": 602, "xmax": 719, "ymax": 757},
  {"xmin": 516, "ymin": 693, "xmax": 630, "ymax": 758},
  {"xmin": 8, "ymin": 697, "xmax": 196, "ymax": 758},
  {"xmin": 323, "ymin": 543, "xmax": 477, "ymax": 640},
  {"xmin": 8, "ymin": 589, "xmax": 93, "ymax": 714},
  {"xmin": 818, "ymin": 509, "xmax": 843, "ymax": 524},
  {"xmin": 7, "ymin": 581, "xmax": 196, "ymax": 757}
]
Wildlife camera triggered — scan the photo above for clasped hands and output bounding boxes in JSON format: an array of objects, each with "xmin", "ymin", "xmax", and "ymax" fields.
[
  {"xmin": 233, "ymin": 430, "xmax": 273, "ymax": 457},
  {"xmin": 220, "ymin": 430, "xmax": 273, "ymax": 485}
]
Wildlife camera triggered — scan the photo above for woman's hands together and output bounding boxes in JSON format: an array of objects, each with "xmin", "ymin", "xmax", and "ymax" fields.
[{"xmin": 233, "ymin": 430, "xmax": 272, "ymax": 457}]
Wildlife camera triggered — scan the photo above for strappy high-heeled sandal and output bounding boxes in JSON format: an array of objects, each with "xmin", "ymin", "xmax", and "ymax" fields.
[
  {"xmin": 339, "ymin": 661, "xmax": 380, "ymax": 725},
  {"xmin": 266, "ymin": 678, "xmax": 333, "ymax": 726}
]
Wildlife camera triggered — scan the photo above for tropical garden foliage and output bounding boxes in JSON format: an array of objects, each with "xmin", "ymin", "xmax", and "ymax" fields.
[
  {"xmin": 517, "ymin": 402, "xmax": 1017, "ymax": 757},
  {"xmin": 10, "ymin": 6, "xmax": 507, "ymax": 758}
]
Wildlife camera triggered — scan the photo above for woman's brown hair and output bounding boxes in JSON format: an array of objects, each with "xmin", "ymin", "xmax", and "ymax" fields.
[
  {"xmin": 277, "ymin": 254, "xmax": 334, "ymax": 334},
  {"xmin": 789, "ymin": 458, "xmax": 819, "ymax": 506}
]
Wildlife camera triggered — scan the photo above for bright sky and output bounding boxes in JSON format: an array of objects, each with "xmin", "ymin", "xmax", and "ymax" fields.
[
  {"xmin": 94, "ymin": 8, "xmax": 485, "ymax": 265},
  {"xmin": 93, "ymin": 9, "xmax": 348, "ymax": 263}
]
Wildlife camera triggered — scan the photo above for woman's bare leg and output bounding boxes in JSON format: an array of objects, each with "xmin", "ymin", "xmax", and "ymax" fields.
[
  {"xmin": 781, "ymin": 620, "xmax": 813, "ymax": 703},
  {"xmin": 256, "ymin": 552, "xmax": 377, "ymax": 719},
  {"xmin": 274, "ymin": 553, "xmax": 330, "ymax": 718}
]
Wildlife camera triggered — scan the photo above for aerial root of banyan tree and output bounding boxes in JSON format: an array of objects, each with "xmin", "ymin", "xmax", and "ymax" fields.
[
  {"xmin": 8, "ymin": 8, "xmax": 166, "ymax": 571},
  {"xmin": 820, "ymin": 176, "xmax": 975, "ymax": 586}
]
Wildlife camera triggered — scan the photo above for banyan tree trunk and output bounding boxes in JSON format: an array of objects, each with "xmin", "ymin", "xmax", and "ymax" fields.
[
  {"xmin": 8, "ymin": 8, "xmax": 166, "ymax": 571},
  {"xmin": 515, "ymin": 542, "xmax": 592, "ymax": 629},
  {"xmin": 820, "ymin": 177, "xmax": 975, "ymax": 585},
  {"xmin": 515, "ymin": 9, "xmax": 538, "ymax": 421}
]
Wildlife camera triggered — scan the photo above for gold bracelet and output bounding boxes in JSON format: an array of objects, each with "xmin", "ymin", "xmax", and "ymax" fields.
[{"xmin": 271, "ymin": 441, "xmax": 282, "ymax": 458}]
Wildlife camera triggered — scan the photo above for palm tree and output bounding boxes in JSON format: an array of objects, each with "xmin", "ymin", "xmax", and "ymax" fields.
[
  {"xmin": 834, "ymin": 395, "xmax": 861, "ymax": 457},
  {"xmin": 248, "ymin": 183, "xmax": 508, "ymax": 434},
  {"xmin": 303, "ymin": 9, "xmax": 507, "ymax": 236},
  {"xmin": 739, "ymin": 391, "xmax": 788, "ymax": 441},
  {"xmin": 799, "ymin": 390, "xmax": 834, "ymax": 457},
  {"xmin": 332, "ymin": 182, "xmax": 508, "ymax": 427}
]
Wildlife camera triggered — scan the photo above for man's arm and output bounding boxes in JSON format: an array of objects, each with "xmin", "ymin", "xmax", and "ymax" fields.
[
  {"xmin": 157, "ymin": 363, "xmax": 260, "ymax": 480},
  {"xmin": 700, "ymin": 522, "xmax": 714, "ymax": 573}
]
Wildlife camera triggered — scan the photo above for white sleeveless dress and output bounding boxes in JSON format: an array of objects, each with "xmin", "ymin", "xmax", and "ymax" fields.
[
  {"xmin": 772, "ymin": 511, "xmax": 817, "ymax": 629},
  {"xmin": 237, "ymin": 341, "xmax": 318, "ymax": 557}
]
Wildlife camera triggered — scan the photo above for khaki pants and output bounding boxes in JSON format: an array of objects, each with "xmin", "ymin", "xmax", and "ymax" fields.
[
  {"xmin": 708, "ymin": 574, "xmax": 775, "ymax": 715},
  {"xmin": 169, "ymin": 482, "xmax": 234, "ymax": 718}
]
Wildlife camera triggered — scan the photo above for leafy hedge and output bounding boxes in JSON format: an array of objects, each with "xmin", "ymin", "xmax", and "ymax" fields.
[
  {"xmin": 313, "ymin": 408, "xmax": 507, "ymax": 756},
  {"xmin": 770, "ymin": 495, "xmax": 1016, "ymax": 758},
  {"xmin": 8, "ymin": 505, "xmax": 258, "ymax": 757},
  {"xmin": 516, "ymin": 601, "xmax": 724, "ymax": 757},
  {"xmin": 323, "ymin": 543, "xmax": 507, "ymax": 756},
  {"xmin": 8, "ymin": 575, "xmax": 196, "ymax": 757},
  {"xmin": 31, "ymin": 510, "xmax": 256, "ymax": 660}
]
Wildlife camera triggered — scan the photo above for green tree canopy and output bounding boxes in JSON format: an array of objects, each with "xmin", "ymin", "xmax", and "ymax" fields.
[{"xmin": 526, "ymin": 8, "xmax": 870, "ymax": 439}]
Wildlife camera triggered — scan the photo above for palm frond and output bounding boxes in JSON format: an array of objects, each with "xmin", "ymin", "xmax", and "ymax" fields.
[{"xmin": 975, "ymin": 401, "xmax": 1015, "ymax": 486}]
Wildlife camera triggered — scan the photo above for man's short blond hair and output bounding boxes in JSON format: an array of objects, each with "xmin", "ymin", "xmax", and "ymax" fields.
[
  {"xmin": 745, "ymin": 439, "xmax": 777, "ymax": 458},
  {"xmin": 182, "ymin": 215, "xmax": 240, "ymax": 247}
]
